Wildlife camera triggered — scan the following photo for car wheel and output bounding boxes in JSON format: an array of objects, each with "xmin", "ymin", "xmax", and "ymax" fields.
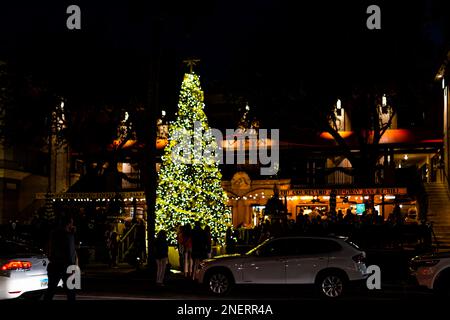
[
  {"xmin": 317, "ymin": 273, "xmax": 346, "ymax": 298},
  {"xmin": 206, "ymin": 270, "xmax": 232, "ymax": 295}
]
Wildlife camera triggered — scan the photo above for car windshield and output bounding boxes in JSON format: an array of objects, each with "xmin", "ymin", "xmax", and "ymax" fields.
[{"xmin": 245, "ymin": 238, "xmax": 271, "ymax": 256}]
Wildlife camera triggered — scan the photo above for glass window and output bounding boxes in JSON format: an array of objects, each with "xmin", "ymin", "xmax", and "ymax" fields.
[
  {"xmin": 258, "ymin": 239, "xmax": 291, "ymax": 257},
  {"xmin": 256, "ymin": 238, "xmax": 342, "ymax": 257},
  {"xmin": 295, "ymin": 239, "xmax": 342, "ymax": 255}
]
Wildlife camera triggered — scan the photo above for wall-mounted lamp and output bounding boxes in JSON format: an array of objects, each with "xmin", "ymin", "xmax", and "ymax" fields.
[
  {"xmin": 382, "ymin": 94, "xmax": 388, "ymax": 114},
  {"xmin": 336, "ymin": 99, "xmax": 342, "ymax": 116}
]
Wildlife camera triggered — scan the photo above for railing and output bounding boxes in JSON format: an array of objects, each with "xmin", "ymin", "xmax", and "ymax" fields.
[{"xmin": 118, "ymin": 223, "xmax": 137, "ymax": 262}]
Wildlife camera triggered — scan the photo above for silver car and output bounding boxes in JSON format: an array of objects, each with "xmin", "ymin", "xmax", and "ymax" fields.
[
  {"xmin": 195, "ymin": 236, "xmax": 368, "ymax": 298},
  {"xmin": 0, "ymin": 240, "xmax": 49, "ymax": 300},
  {"xmin": 410, "ymin": 252, "xmax": 450, "ymax": 297}
]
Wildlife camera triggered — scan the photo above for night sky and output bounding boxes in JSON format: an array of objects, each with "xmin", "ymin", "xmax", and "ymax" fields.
[{"xmin": 0, "ymin": 0, "xmax": 449, "ymax": 131}]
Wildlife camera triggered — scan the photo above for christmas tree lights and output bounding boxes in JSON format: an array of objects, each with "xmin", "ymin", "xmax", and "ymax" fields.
[{"xmin": 155, "ymin": 72, "xmax": 231, "ymax": 245}]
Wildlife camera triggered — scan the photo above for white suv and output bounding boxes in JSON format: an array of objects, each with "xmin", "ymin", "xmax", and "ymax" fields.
[
  {"xmin": 410, "ymin": 252, "xmax": 450, "ymax": 296},
  {"xmin": 195, "ymin": 236, "xmax": 368, "ymax": 298}
]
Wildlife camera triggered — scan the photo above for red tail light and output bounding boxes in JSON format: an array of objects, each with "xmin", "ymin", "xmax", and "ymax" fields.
[
  {"xmin": 1, "ymin": 261, "xmax": 32, "ymax": 271},
  {"xmin": 352, "ymin": 253, "xmax": 366, "ymax": 263}
]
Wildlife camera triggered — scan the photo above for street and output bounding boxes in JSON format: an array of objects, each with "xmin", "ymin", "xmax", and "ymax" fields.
[{"xmin": 49, "ymin": 264, "xmax": 433, "ymax": 301}]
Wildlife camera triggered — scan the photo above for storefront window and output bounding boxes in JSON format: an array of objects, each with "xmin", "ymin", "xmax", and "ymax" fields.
[
  {"xmin": 296, "ymin": 205, "xmax": 328, "ymax": 216},
  {"xmin": 251, "ymin": 205, "xmax": 266, "ymax": 226},
  {"xmin": 226, "ymin": 206, "xmax": 233, "ymax": 223}
]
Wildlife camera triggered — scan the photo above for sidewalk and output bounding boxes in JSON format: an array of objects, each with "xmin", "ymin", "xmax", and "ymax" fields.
[
  {"xmin": 81, "ymin": 263, "xmax": 134, "ymax": 276},
  {"xmin": 81, "ymin": 262, "xmax": 186, "ymax": 282}
]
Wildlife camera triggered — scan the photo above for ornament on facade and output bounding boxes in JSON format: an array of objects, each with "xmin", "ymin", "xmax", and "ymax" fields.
[{"xmin": 231, "ymin": 171, "xmax": 251, "ymax": 191}]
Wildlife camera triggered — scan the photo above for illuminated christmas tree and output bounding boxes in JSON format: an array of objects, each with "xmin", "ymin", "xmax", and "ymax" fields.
[{"xmin": 155, "ymin": 68, "xmax": 231, "ymax": 245}]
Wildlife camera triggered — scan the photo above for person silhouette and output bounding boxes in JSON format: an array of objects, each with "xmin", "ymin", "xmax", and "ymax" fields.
[{"xmin": 44, "ymin": 214, "xmax": 78, "ymax": 301}]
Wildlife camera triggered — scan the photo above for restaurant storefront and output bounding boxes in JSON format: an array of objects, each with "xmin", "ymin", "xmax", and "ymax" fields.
[
  {"xmin": 280, "ymin": 187, "xmax": 413, "ymax": 221},
  {"xmin": 35, "ymin": 191, "xmax": 147, "ymax": 233},
  {"xmin": 223, "ymin": 172, "xmax": 417, "ymax": 227}
]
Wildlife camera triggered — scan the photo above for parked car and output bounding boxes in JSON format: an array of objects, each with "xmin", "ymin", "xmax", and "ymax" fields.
[
  {"xmin": 194, "ymin": 236, "xmax": 368, "ymax": 298},
  {"xmin": 0, "ymin": 239, "xmax": 49, "ymax": 300},
  {"xmin": 410, "ymin": 251, "xmax": 450, "ymax": 296}
]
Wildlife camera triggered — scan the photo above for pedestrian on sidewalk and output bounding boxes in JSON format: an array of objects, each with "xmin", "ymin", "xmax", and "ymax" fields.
[
  {"xmin": 177, "ymin": 224, "xmax": 185, "ymax": 271},
  {"xmin": 204, "ymin": 225, "xmax": 212, "ymax": 258},
  {"xmin": 183, "ymin": 224, "xmax": 193, "ymax": 278},
  {"xmin": 44, "ymin": 214, "xmax": 78, "ymax": 301},
  {"xmin": 154, "ymin": 230, "xmax": 169, "ymax": 286},
  {"xmin": 109, "ymin": 231, "xmax": 119, "ymax": 268},
  {"xmin": 135, "ymin": 219, "xmax": 147, "ymax": 262},
  {"xmin": 104, "ymin": 224, "xmax": 113, "ymax": 264},
  {"xmin": 191, "ymin": 221, "xmax": 207, "ymax": 280}
]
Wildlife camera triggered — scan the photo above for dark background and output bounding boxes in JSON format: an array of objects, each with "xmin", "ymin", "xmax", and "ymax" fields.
[{"xmin": 0, "ymin": 0, "xmax": 449, "ymax": 131}]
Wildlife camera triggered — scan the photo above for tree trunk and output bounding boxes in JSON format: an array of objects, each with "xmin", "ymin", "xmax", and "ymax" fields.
[
  {"xmin": 142, "ymin": 15, "xmax": 161, "ymax": 263},
  {"xmin": 353, "ymin": 156, "xmax": 377, "ymax": 186}
]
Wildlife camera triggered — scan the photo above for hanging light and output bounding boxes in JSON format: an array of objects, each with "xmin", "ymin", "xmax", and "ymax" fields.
[
  {"xmin": 336, "ymin": 99, "xmax": 342, "ymax": 116},
  {"xmin": 382, "ymin": 94, "xmax": 388, "ymax": 114}
]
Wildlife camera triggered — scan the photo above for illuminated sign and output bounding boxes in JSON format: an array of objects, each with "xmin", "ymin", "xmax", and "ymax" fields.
[
  {"xmin": 280, "ymin": 188, "xmax": 407, "ymax": 197},
  {"xmin": 36, "ymin": 191, "xmax": 146, "ymax": 200}
]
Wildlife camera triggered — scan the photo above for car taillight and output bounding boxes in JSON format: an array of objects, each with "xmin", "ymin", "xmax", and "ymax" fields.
[
  {"xmin": 1, "ymin": 261, "xmax": 32, "ymax": 271},
  {"xmin": 352, "ymin": 253, "xmax": 366, "ymax": 263}
]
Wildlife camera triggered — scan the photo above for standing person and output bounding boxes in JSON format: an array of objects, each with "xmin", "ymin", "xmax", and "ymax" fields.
[
  {"xmin": 204, "ymin": 225, "xmax": 212, "ymax": 258},
  {"xmin": 104, "ymin": 224, "xmax": 113, "ymax": 264},
  {"xmin": 176, "ymin": 225, "xmax": 185, "ymax": 271},
  {"xmin": 226, "ymin": 226, "xmax": 237, "ymax": 253},
  {"xmin": 109, "ymin": 231, "xmax": 119, "ymax": 268},
  {"xmin": 44, "ymin": 215, "xmax": 78, "ymax": 301},
  {"xmin": 11, "ymin": 220, "xmax": 18, "ymax": 241},
  {"xmin": 191, "ymin": 221, "xmax": 207, "ymax": 280},
  {"xmin": 135, "ymin": 219, "xmax": 147, "ymax": 262},
  {"xmin": 154, "ymin": 230, "xmax": 169, "ymax": 286},
  {"xmin": 183, "ymin": 224, "xmax": 193, "ymax": 278}
]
